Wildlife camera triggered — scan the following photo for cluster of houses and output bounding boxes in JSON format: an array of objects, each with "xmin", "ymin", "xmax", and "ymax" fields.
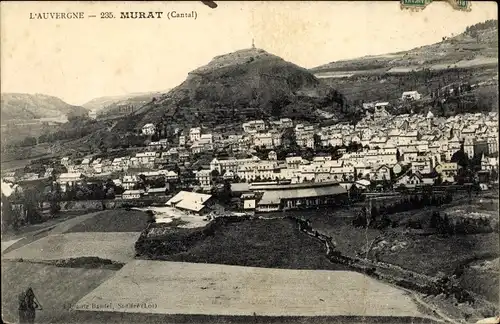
[
  {"xmin": 138, "ymin": 109, "xmax": 499, "ymax": 161},
  {"xmin": 202, "ymin": 111, "xmax": 499, "ymax": 188},
  {"xmin": 3, "ymin": 109, "xmax": 498, "ymax": 214},
  {"xmin": 207, "ymin": 149, "xmax": 495, "ymax": 193}
]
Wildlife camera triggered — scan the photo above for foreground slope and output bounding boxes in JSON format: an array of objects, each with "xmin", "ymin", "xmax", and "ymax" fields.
[
  {"xmin": 1, "ymin": 261, "xmax": 115, "ymax": 324},
  {"xmin": 74, "ymin": 260, "xmax": 429, "ymax": 318}
]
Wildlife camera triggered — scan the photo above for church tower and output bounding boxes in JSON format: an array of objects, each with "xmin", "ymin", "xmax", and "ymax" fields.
[
  {"xmin": 251, "ymin": 38, "xmax": 255, "ymax": 49},
  {"xmin": 426, "ymin": 109, "xmax": 434, "ymax": 131}
]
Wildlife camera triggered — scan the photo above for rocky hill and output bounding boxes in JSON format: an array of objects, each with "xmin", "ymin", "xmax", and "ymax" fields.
[
  {"xmin": 313, "ymin": 19, "xmax": 497, "ymax": 73},
  {"xmin": 129, "ymin": 48, "xmax": 345, "ymax": 129},
  {"xmin": 1, "ymin": 93, "xmax": 88, "ymax": 123}
]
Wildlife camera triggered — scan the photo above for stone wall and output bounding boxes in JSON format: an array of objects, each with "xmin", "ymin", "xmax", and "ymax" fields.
[{"xmin": 288, "ymin": 215, "xmax": 496, "ymax": 310}]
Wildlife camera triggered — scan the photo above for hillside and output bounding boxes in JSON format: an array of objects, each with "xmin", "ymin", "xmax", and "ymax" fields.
[
  {"xmin": 313, "ymin": 19, "xmax": 498, "ymax": 73},
  {"xmin": 1, "ymin": 93, "xmax": 88, "ymax": 123},
  {"xmin": 310, "ymin": 20, "xmax": 498, "ymax": 113},
  {"xmin": 82, "ymin": 91, "xmax": 167, "ymax": 113},
  {"xmin": 96, "ymin": 92, "xmax": 165, "ymax": 118},
  {"xmin": 126, "ymin": 48, "xmax": 345, "ymax": 130}
]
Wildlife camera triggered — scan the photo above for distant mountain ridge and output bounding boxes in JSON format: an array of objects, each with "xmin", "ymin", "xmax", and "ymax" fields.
[
  {"xmin": 1, "ymin": 93, "xmax": 88, "ymax": 123},
  {"xmin": 82, "ymin": 91, "xmax": 169, "ymax": 112},
  {"xmin": 312, "ymin": 19, "xmax": 498, "ymax": 73}
]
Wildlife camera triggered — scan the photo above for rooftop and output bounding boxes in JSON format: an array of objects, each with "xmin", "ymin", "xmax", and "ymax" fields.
[
  {"xmin": 166, "ymin": 191, "xmax": 212, "ymax": 212},
  {"xmin": 257, "ymin": 183, "xmax": 347, "ymax": 205},
  {"xmin": 250, "ymin": 181, "xmax": 342, "ymax": 191}
]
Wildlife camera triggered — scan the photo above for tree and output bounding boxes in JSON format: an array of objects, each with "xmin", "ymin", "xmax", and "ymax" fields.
[
  {"xmin": 76, "ymin": 189, "xmax": 86, "ymax": 200},
  {"xmin": 173, "ymin": 163, "xmax": 181, "ymax": 175},
  {"xmin": 282, "ymin": 128, "xmax": 298, "ymax": 150},
  {"xmin": 20, "ymin": 136, "xmax": 37, "ymax": 147},
  {"xmin": 211, "ymin": 169, "xmax": 220, "ymax": 178},
  {"xmin": 106, "ymin": 187, "xmax": 116, "ymax": 199},
  {"xmin": 450, "ymin": 143, "xmax": 469, "ymax": 168},
  {"xmin": 23, "ymin": 191, "xmax": 42, "ymax": 225},
  {"xmin": 491, "ymin": 168, "xmax": 498, "ymax": 182},
  {"xmin": 220, "ymin": 179, "xmax": 232, "ymax": 204},
  {"xmin": 352, "ymin": 207, "xmax": 367, "ymax": 227},
  {"xmin": 349, "ymin": 184, "xmax": 360, "ymax": 201},
  {"xmin": 48, "ymin": 182, "xmax": 62, "ymax": 215},
  {"xmin": 313, "ymin": 134, "xmax": 322, "ymax": 151},
  {"xmin": 1, "ymin": 193, "xmax": 15, "ymax": 232},
  {"xmin": 370, "ymin": 206, "xmax": 379, "ymax": 223},
  {"xmin": 115, "ymin": 185, "xmax": 125, "ymax": 195},
  {"xmin": 302, "ymin": 147, "xmax": 315, "ymax": 161}
]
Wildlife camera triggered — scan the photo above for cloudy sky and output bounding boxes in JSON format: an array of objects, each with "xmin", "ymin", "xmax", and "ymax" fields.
[{"xmin": 1, "ymin": 1, "xmax": 497, "ymax": 105}]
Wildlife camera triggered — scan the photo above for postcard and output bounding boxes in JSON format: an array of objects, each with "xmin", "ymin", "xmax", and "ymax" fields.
[{"xmin": 1, "ymin": 1, "xmax": 498, "ymax": 323}]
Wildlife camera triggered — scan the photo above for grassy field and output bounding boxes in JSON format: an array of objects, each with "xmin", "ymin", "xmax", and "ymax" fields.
[
  {"xmin": 2, "ymin": 210, "xmax": 149, "ymax": 263},
  {"xmin": 299, "ymin": 198, "xmax": 499, "ymax": 305},
  {"xmin": 66, "ymin": 209, "xmax": 149, "ymax": 233},
  {"xmin": 374, "ymin": 232, "xmax": 498, "ymax": 276},
  {"xmin": 2, "ymin": 232, "xmax": 141, "ymax": 263},
  {"xmin": 73, "ymin": 260, "xmax": 429, "ymax": 318},
  {"xmin": 1, "ymin": 261, "xmax": 115, "ymax": 324},
  {"xmin": 1, "ymin": 211, "xmax": 106, "ymax": 255}
]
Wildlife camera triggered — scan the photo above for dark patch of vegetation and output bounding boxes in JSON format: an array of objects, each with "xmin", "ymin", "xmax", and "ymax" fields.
[
  {"xmin": 135, "ymin": 217, "xmax": 348, "ymax": 270},
  {"xmin": 352, "ymin": 191, "xmax": 453, "ymax": 229}
]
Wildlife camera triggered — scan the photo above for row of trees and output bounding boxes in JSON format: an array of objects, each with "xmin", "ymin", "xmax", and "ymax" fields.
[
  {"xmin": 430, "ymin": 211, "xmax": 495, "ymax": 235},
  {"xmin": 2, "ymin": 185, "xmax": 46, "ymax": 232},
  {"xmin": 352, "ymin": 192, "xmax": 454, "ymax": 229},
  {"xmin": 62, "ymin": 181, "xmax": 124, "ymax": 201},
  {"xmin": 132, "ymin": 174, "xmax": 169, "ymax": 190},
  {"xmin": 430, "ymin": 83, "xmax": 473, "ymax": 100},
  {"xmin": 2, "ymin": 176, "xmax": 140, "ymax": 233},
  {"xmin": 464, "ymin": 19, "xmax": 497, "ymax": 37}
]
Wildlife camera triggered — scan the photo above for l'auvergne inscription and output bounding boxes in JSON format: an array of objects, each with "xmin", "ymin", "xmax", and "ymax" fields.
[
  {"xmin": 29, "ymin": 11, "xmax": 198, "ymax": 20},
  {"xmin": 29, "ymin": 12, "xmax": 86, "ymax": 19}
]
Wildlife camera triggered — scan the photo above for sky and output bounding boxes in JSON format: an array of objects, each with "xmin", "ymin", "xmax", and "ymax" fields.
[{"xmin": 1, "ymin": 1, "xmax": 497, "ymax": 105}]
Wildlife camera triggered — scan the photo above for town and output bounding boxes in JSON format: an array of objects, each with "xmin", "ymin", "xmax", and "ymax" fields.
[{"xmin": 2, "ymin": 103, "xmax": 498, "ymax": 223}]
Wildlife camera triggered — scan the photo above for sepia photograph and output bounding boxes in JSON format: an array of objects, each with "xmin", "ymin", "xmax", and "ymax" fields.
[{"xmin": 1, "ymin": 1, "xmax": 499, "ymax": 323}]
